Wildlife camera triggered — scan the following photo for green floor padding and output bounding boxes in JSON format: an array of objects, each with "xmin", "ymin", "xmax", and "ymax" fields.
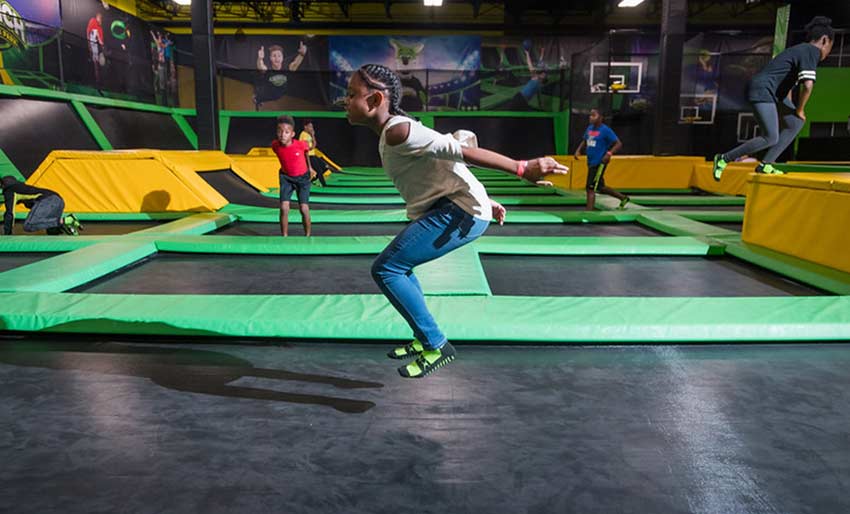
[
  {"xmin": 305, "ymin": 186, "xmax": 554, "ymax": 196},
  {"xmin": 0, "ymin": 149, "xmax": 27, "ymax": 181},
  {"xmin": 721, "ymin": 239, "xmax": 850, "ymax": 296},
  {"xmin": 220, "ymin": 203, "xmax": 638, "ymax": 224},
  {"xmin": 624, "ymin": 195, "xmax": 746, "ymax": 206},
  {"xmin": 676, "ymin": 212, "xmax": 745, "ymax": 223},
  {"xmin": 0, "ymin": 241, "xmax": 157, "ymax": 293},
  {"xmin": 1, "ymin": 292, "xmax": 848, "ymax": 341},
  {"xmin": 0, "ymin": 237, "xmax": 99, "ymax": 252},
  {"xmin": 307, "ymin": 194, "xmax": 585, "ymax": 206},
  {"xmin": 775, "ymin": 163, "xmax": 850, "ymax": 174},
  {"xmin": 414, "ymin": 245, "xmax": 491, "ymax": 296},
  {"xmin": 476, "ymin": 236, "xmax": 713, "ymax": 256},
  {"xmin": 637, "ymin": 212, "xmax": 740, "ymax": 238},
  {"xmin": 132, "ymin": 213, "xmax": 236, "ymax": 236}
]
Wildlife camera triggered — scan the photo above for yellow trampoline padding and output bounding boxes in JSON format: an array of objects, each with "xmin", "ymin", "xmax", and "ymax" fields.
[
  {"xmin": 247, "ymin": 147, "xmax": 275, "ymax": 157},
  {"xmin": 555, "ymin": 156, "xmax": 701, "ymax": 190},
  {"xmin": 27, "ymin": 150, "xmax": 231, "ymax": 212},
  {"xmin": 744, "ymin": 173, "xmax": 850, "ymax": 274},
  {"xmin": 690, "ymin": 162, "xmax": 753, "ymax": 196},
  {"xmin": 230, "ymin": 156, "xmax": 281, "ymax": 189},
  {"xmin": 159, "ymin": 150, "xmax": 268, "ymax": 192},
  {"xmin": 549, "ymin": 155, "xmax": 574, "ymax": 190}
]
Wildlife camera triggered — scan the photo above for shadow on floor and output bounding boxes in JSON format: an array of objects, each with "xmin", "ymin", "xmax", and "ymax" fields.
[{"xmin": 0, "ymin": 340, "xmax": 383, "ymax": 414}]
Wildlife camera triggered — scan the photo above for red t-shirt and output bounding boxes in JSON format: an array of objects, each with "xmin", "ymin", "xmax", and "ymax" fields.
[
  {"xmin": 272, "ymin": 139, "xmax": 309, "ymax": 177},
  {"xmin": 86, "ymin": 18, "xmax": 104, "ymax": 45}
]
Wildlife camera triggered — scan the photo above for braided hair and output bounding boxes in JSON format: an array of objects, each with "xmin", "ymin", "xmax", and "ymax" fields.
[
  {"xmin": 357, "ymin": 64, "xmax": 410, "ymax": 118},
  {"xmin": 805, "ymin": 16, "xmax": 834, "ymax": 42}
]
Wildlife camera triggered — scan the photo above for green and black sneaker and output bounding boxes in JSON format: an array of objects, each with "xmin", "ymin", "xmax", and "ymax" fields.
[
  {"xmin": 398, "ymin": 342, "xmax": 457, "ymax": 379},
  {"xmin": 61, "ymin": 214, "xmax": 82, "ymax": 235},
  {"xmin": 712, "ymin": 154, "xmax": 728, "ymax": 182},
  {"xmin": 755, "ymin": 162, "xmax": 784, "ymax": 175},
  {"xmin": 387, "ymin": 339, "xmax": 424, "ymax": 360}
]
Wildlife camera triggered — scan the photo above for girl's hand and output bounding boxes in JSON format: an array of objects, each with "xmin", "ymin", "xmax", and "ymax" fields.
[
  {"xmin": 524, "ymin": 157, "xmax": 568, "ymax": 186},
  {"xmin": 490, "ymin": 200, "xmax": 506, "ymax": 225}
]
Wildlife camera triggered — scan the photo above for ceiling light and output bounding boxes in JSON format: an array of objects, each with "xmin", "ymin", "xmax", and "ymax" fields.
[
  {"xmin": 424, "ymin": 0, "xmax": 443, "ymax": 6},
  {"xmin": 174, "ymin": 0, "xmax": 191, "ymax": 5},
  {"xmin": 618, "ymin": 0, "xmax": 645, "ymax": 7}
]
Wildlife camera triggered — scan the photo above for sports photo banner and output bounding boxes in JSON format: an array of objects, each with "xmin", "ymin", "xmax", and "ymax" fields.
[
  {"xmin": 329, "ymin": 35, "xmax": 481, "ymax": 111},
  {"xmin": 60, "ymin": 0, "xmax": 178, "ymax": 104},
  {"xmin": 213, "ymin": 35, "xmax": 330, "ymax": 111}
]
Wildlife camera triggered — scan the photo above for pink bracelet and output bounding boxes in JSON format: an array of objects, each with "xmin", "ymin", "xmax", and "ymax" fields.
[{"xmin": 516, "ymin": 160, "xmax": 528, "ymax": 177}]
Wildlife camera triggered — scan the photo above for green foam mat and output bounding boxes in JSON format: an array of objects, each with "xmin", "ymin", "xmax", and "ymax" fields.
[
  {"xmin": 626, "ymin": 195, "xmax": 746, "ymax": 206},
  {"xmin": 476, "ymin": 236, "xmax": 713, "ymax": 255},
  {"xmin": 637, "ymin": 212, "xmax": 740, "ymax": 239},
  {"xmin": 1, "ymin": 292, "xmax": 848, "ymax": 342},
  {"xmin": 307, "ymin": 195, "xmax": 585, "ymax": 206},
  {"xmin": 0, "ymin": 241, "xmax": 157, "ymax": 293}
]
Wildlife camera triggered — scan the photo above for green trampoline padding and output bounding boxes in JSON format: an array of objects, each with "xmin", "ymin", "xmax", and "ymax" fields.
[
  {"xmin": 302, "ymin": 186, "xmax": 555, "ymax": 196},
  {"xmin": 220, "ymin": 204, "xmax": 637, "ymax": 223},
  {"xmin": 131, "ymin": 213, "xmax": 235, "ymax": 235},
  {"xmin": 0, "ymin": 241, "xmax": 157, "ymax": 293},
  {"xmin": 306, "ymin": 195, "xmax": 584, "ymax": 206},
  {"xmin": 637, "ymin": 212, "xmax": 741, "ymax": 238},
  {"xmin": 776, "ymin": 164, "xmax": 850, "ymax": 173},
  {"xmin": 625, "ymin": 195, "xmax": 746, "ymax": 206},
  {"xmin": 722, "ymin": 239, "xmax": 850, "ymax": 296},
  {"xmin": 476, "ymin": 236, "xmax": 714, "ymax": 256},
  {"xmin": 2, "ymin": 292, "xmax": 849, "ymax": 342},
  {"xmin": 675, "ymin": 212, "xmax": 745, "ymax": 223}
]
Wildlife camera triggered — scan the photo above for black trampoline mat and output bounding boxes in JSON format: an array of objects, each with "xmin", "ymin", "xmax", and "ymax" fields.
[
  {"xmin": 200, "ymin": 170, "xmax": 279, "ymax": 208},
  {"xmin": 481, "ymin": 255, "xmax": 825, "ymax": 297},
  {"xmin": 212, "ymin": 222, "xmax": 662, "ymax": 237},
  {"xmin": 86, "ymin": 106, "xmax": 192, "ymax": 150},
  {"xmin": 10, "ymin": 221, "xmax": 166, "ymax": 236},
  {"xmin": 0, "ymin": 253, "xmax": 59, "ymax": 272},
  {"xmin": 70, "ymin": 253, "xmax": 380, "ymax": 295}
]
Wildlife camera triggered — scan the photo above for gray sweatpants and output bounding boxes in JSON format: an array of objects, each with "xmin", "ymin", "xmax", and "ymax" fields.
[
  {"xmin": 23, "ymin": 195, "xmax": 64, "ymax": 232},
  {"xmin": 724, "ymin": 99, "xmax": 805, "ymax": 163}
]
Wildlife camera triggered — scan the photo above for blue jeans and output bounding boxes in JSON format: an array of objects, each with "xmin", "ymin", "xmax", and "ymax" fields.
[{"xmin": 371, "ymin": 198, "xmax": 489, "ymax": 350}]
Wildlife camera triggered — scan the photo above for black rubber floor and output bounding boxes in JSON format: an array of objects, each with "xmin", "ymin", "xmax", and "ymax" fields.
[
  {"xmin": 212, "ymin": 222, "xmax": 664, "ymax": 237},
  {"xmin": 69, "ymin": 254, "xmax": 381, "ymax": 295},
  {"xmin": 1, "ymin": 338, "xmax": 849, "ymax": 514},
  {"xmin": 481, "ymin": 255, "xmax": 825, "ymax": 297},
  {"xmin": 0, "ymin": 252, "xmax": 59, "ymax": 273}
]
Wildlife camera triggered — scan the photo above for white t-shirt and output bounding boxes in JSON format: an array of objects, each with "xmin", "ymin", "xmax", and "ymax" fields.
[{"xmin": 379, "ymin": 116, "xmax": 491, "ymax": 221}]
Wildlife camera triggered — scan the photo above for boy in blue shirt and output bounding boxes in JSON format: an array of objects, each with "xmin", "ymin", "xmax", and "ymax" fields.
[{"xmin": 573, "ymin": 109, "xmax": 628, "ymax": 210}]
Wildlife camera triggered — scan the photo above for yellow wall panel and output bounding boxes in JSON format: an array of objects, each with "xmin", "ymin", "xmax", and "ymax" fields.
[
  {"xmin": 230, "ymin": 156, "xmax": 281, "ymax": 189},
  {"xmin": 33, "ymin": 159, "xmax": 211, "ymax": 212},
  {"xmin": 744, "ymin": 175, "xmax": 850, "ymax": 274}
]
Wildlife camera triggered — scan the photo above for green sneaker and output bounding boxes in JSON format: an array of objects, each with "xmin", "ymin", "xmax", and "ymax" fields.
[
  {"xmin": 756, "ymin": 163, "xmax": 784, "ymax": 175},
  {"xmin": 618, "ymin": 197, "xmax": 631, "ymax": 210},
  {"xmin": 712, "ymin": 154, "xmax": 728, "ymax": 182},
  {"xmin": 398, "ymin": 342, "xmax": 457, "ymax": 378},
  {"xmin": 387, "ymin": 339, "xmax": 424, "ymax": 360}
]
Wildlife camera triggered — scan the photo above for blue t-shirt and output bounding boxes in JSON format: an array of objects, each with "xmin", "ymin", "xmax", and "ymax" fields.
[{"xmin": 583, "ymin": 123, "xmax": 618, "ymax": 166}]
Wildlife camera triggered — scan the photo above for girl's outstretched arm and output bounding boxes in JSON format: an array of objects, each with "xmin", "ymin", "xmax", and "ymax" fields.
[{"xmin": 461, "ymin": 147, "xmax": 568, "ymax": 185}]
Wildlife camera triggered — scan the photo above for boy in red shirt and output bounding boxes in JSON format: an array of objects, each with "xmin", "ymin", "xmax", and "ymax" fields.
[{"xmin": 272, "ymin": 115, "xmax": 314, "ymax": 236}]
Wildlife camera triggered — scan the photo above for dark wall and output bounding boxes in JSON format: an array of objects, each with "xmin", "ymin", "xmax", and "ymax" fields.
[
  {"xmin": 434, "ymin": 116, "xmax": 555, "ymax": 158},
  {"xmin": 86, "ymin": 106, "xmax": 193, "ymax": 150},
  {"xmin": 0, "ymin": 98, "xmax": 99, "ymax": 176},
  {"xmin": 224, "ymin": 117, "xmax": 382, "ymax": 166}
]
